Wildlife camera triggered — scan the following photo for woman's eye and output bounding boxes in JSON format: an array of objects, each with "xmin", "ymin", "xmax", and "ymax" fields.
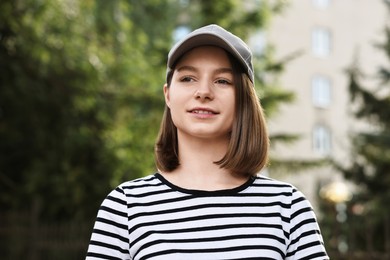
[
  {"xmin": 215, "ymin": 79, "xmax": 231, "ymax": 85},
  {"xmin": 180, "ymin": 76, "xmax": 195, "ymax": 82}
]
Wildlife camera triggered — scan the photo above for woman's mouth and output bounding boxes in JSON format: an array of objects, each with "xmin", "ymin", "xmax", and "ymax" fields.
[{"xmin": 191, "ymin": 110, "xmax": 215, "ymax": 114}]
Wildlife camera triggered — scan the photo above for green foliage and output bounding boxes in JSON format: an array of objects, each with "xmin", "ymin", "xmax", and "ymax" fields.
[
  {"xmin": 329, "ymin": 10, "xmax": 390, "ymax": 253},
  {"xmin": 1, "ymin": 0, "xmax": 115, "ymax": 220},
  {"xmin": 0, "ymin": 0, "xmax": 173, "ymax": 221},
  {"xmin": 0, "ymin": 0, "xmax": 295, "ymax": 225},
  {"xmin": 343, "ymin": 65, "xmax": 390, "ymax": 210},
  {"xmin": 344, "ymin": 64, "xmax": 390, "ymax": 197}
]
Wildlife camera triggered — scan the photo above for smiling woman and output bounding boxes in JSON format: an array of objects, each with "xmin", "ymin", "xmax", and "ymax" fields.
[
  {"xmin": 86, "ymin": 24, "xmax": 330, "ymax": 260},
  {"xmin": 165, "ymin": 46, "xmax": 236, "ymax": 143}
]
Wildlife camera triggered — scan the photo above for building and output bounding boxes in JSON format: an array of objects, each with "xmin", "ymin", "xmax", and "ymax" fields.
[{"xmin": 265, "ymin": 0, "xmax": 388, "ymax": 209}]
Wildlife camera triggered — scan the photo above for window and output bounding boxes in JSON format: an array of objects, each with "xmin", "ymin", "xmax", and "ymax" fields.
[
  {"xmin": 313, "ymin": 125, "xmax": 331, "ymax": 155},
  {"xmin": 312, "ymin": 0, "xmax": 330, "ymax": 9},
  {"xmin": 312, "ymin": 75, "xmax": 331, "ymax": 108},
  {"xmin": 312, "ymin": 28, "xmax": 331, "ymax": 57}
]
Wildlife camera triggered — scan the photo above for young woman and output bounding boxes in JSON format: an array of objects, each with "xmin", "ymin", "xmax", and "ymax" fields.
[{"xmin": 86, "ymin": 24, "xmax": 329, "ymax": 260}]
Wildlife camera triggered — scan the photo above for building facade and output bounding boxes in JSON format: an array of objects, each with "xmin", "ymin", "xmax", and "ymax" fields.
[{"xmin": 265, "ymin": 0, "xmax": 388, "ymax": 208}]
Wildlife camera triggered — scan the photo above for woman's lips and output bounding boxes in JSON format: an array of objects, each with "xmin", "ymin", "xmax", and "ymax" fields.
[
  {"xmin": 188, "ymin": 108, "xmax": 219, "ymax": 118},
  {"xmin": 191, "ymin": 110, "xmax": 215, "ymax": 114}
]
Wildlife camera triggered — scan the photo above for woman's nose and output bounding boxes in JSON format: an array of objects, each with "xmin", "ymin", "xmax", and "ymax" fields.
[{"xmin": 194, "ymin": 80, "xmax": 214, "ymax": 101}]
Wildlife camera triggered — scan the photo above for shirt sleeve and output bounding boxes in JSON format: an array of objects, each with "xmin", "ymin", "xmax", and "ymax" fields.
[
  {"xmin": 286, "ymin": 189, "xmax": 329, "ymax": 260},
  {"xmin": 86, "ymin": 186, "xmax": 131, "ymax": 260}
]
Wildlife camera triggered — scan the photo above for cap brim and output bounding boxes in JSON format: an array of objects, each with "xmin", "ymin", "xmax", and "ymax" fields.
[{"xmin": 168, "ymin": 33, "xmax": 246, "ymax": 71}]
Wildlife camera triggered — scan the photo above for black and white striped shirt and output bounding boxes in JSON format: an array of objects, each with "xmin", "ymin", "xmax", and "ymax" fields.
[{"xmin": 86, "ymin": 173, "xmax": 329, "ymax": 260}]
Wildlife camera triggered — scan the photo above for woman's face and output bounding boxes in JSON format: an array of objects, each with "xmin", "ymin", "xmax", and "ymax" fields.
[{"xmin": 164, "ymin": 46, "xmax": 236, "ymax": 142}]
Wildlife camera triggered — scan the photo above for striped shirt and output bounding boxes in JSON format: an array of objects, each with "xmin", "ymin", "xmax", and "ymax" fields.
[{"xmin": 86, "ymin": 173, "xmax": 329, "ymax": 260}]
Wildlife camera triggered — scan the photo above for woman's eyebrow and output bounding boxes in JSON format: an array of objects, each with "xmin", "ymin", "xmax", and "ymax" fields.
[
  {"xmin": 176, "ymin": 65, "xmax": 197, "ymax": 73},
  {"xmin": 176, "ymin": 66, "xmax": 233, "ymax": 75},
  {"xmin": 214, "ymin": 67, "xmax": 233, "ymax": 75}
]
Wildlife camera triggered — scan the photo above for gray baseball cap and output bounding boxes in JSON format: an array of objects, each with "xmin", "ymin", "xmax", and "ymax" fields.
[{"xmin": 167, "ymin": 24, "xmax": 254, "ymax": 84}]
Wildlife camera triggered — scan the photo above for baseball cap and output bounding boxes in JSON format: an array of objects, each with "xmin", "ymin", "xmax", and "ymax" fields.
[{"xmin": 167, "ymin": 24, "xmax": 254, "ymax": 84}]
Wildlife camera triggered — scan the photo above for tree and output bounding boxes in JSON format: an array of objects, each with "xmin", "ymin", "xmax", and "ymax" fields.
[
  {"xmin": 0, "ymin": 0, "xmax": 296, "ymax": 222},
  {"xmin": 0, "ymin": 0, "xmax": 295, "ymax": 215},
  {"xmin": 332, "ymin": 2, "xmax": 390, "ymax": 254},
  {"xmin": 0, "ymin": 0, "xmax": 176, "ymax": 257},
  {"xmin": 0, "ymin": 0, "xmax": 121, "ymax": 221}
]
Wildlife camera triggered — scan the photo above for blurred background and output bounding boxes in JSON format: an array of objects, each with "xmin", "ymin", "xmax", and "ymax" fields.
[{"xmin": 1, "ymin": 0, "xmax": 389, "ymax": 259}]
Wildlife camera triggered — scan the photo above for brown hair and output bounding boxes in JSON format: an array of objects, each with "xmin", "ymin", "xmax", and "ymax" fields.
[{"xmin": 155, "ymin": 51, "xmax": 269, "ymax": 176}]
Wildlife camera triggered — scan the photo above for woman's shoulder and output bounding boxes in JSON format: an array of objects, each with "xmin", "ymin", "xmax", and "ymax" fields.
[
  {"xmin": 115, "ymin": 173, "xmax": 162, "ymax": 191},
  {"xmin": 118, "ymin": 173, "xmax": 158, "ymax": 185},
  {"xmin": 251, "ymin": 174, "xmax": 308, "ymax": 201},
  {"xmin": 252, "ymin": 174, "xmax": 297, "ymax": 190}
]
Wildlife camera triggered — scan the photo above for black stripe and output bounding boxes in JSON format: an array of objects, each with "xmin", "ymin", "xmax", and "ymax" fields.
[
  {"xmin": 114, "ymin": 186, "xmax": 125, "ymax": 194},
  {"xmin": 251, "ymin": 182, "xmax": 292, "ymax": 188},
  {"xmin": 127, "ymin": 191, "xmax": 293, "ymax": 209},
  {"xmin": 133, "ymin": 233, "xmax": 286, "ymax": 259},
  {"xmin": 95, "ymin": 217, "xmax": 128, "ymax": 230},
  {"xmin": 86, "ymin": 252, "xmax": 123, "ymax": 260},
  {"xmin": 106, "ymin": 195, "xmax": 126, "ymax": 205},
  {"xmin": 127, "ymin": 193, "xmax": 193, "ymax": 208},
  {"xmin": 139, "ymin": 245, "xmax": 285, "ymax": 260},
  {"xmin": 89, "ymin": 240, "xmax": 128, "ymax": 254},
  {"xmin": 290, "ymin": 218, "xmax": 317, "ymax": 234},
  {"xmin": 130, "ymin": 201, "xmax": 290, "ymax": 220},
  {"xmin": 124, "ymin": 188, "xmax": 174, "ymax": 198},
  {"xmin": 92, "ymin": 228, "xmax": 129, "ymax": 243},
  {"xmin": 129, "ymin": 212, "xmax": 288, "ymax": 233},
  {"xmin": 292, "ymin": 194, "xmax": 306, "ymax": 204},
  {"xmin": 297, "ymin": 240, "xmax": 323, "ymax": 251},
  {"xmin": 100, "ymin": 205, "xmax": 127, "ymax": 218},
  {"xmin": 286, "ymin": 240, "xmax": 325, "ymax": 258},
  {"xmin": 291, "ymin": 206, "xmax": 313, "ymax": 219},
  {"xmin": 130, "ymin": 222, "xmax": 287, "ymax": 248},
  {"xmin": 299, "ymin": 251, "xmax": 328, "ymax": 260},
  {"xmin": 290, "ymin": 229, "xmax": 321, "ymax": 246}
]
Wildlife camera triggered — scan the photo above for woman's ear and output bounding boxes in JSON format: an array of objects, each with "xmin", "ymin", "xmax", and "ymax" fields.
[{"xmin": 163, "ymin": 83, "xmax": 170, "ymax": 108}]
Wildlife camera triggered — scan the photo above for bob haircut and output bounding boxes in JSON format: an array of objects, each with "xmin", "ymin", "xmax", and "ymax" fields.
[{"xmin": 155, "ymin": 50, "xmax": 269, "ymax": 176}]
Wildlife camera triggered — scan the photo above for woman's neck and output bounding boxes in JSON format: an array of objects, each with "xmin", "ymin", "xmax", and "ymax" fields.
[{"xmin": 159, "ymin": 133, "xmax": 248, "ymax": 191}]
